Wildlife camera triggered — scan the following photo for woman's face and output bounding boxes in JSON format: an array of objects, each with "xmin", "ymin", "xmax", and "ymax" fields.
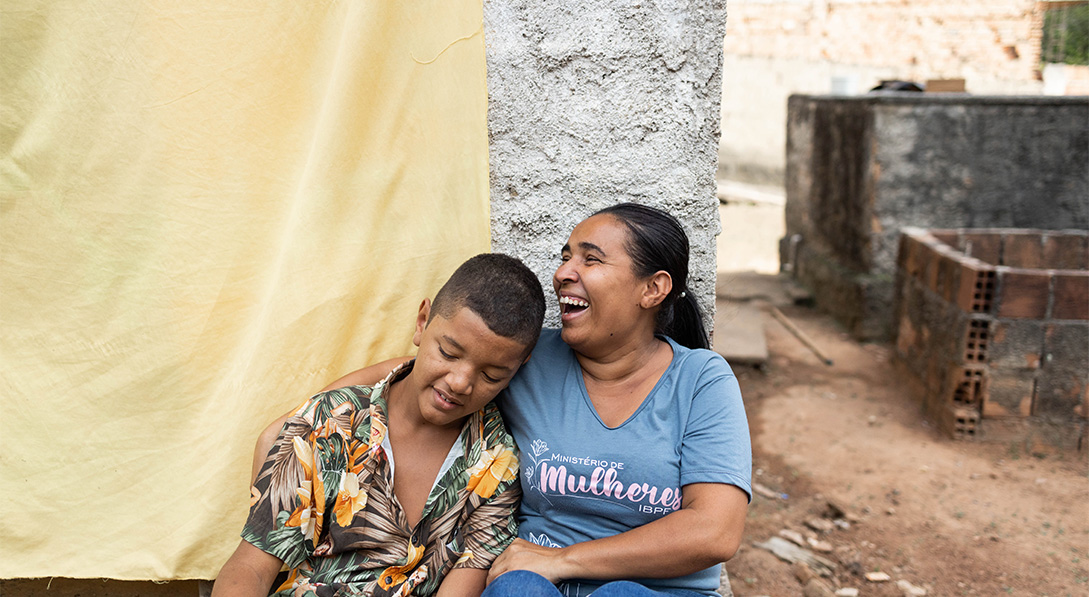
[{"xmin": 553, "ymin": 214, "xmax": 651, "ymax": 352}]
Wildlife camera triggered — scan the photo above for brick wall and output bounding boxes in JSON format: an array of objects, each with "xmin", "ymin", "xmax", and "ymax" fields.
[
  {"xmin": 783, "ymin": 94, "xmax": 1089, "ymax": 340},
  {"xmin": 724, "ymin": 0, "xmax": 1045, "ymax": 86},
  {"xmin": 894, "ymin": 228, "xmax": 1088, "ymax": 445}
]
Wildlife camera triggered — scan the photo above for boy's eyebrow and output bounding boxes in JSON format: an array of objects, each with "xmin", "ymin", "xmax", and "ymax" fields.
[{"xmin": 441, "ymin": 335, "xmax": 516, "ymax": 371}]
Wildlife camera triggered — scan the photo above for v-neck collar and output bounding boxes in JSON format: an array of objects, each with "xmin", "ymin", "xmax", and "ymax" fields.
[{"xmin": 574, "ymin": 336, "xmax": 678, "ymax": 430}]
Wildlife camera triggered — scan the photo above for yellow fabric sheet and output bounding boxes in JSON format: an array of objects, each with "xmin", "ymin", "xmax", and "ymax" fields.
[{"xmin": 0, "ymin": 1, "xmax": 490, "ymax": 580}]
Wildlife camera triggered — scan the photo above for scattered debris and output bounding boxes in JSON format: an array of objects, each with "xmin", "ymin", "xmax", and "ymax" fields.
[
  {"xmin": 805, "ymin": 518, "xmax": 835, "ymax": 533},
  {"xmin": 753, "ymin": 536, "xmax": 837, "ymax": 577},
  {"xmin": 779, "ymin": 528, "xmax": 806, "ymax": 546},
  {"xmin": 770, "ymin": 306, "xmax": 834, "ymax": 365},
  {"xmin": 833, "ymin": 519, "xmax": 851, "ymax": 530},
  {"xmin": 754, "ymin": 482, "xmax": 787, "ymax": 500},
  {"xmin": 834, "ymin": 589, "xmax": 860, "ymax": 597},
  {"xmin": 807, "ymin": 537, "xmax": 834, "ymax": 553},
  {"xmin": 865, "ymin": 571, "xmax": 891, "ymax": 582},
  {"xmin": 803, "ymin": 577, "xmax": 836, "ymax": 597},
  {"xmin": 896, "ymin": 579, "xmax": 928, "ymax": 596},
  {"xmin": 823, "ymin": 500, "xmax": 847, "ymax": 519},
  {"xmin": 793, "ymin": 561, "xmax": 815, "ymax": 584}
]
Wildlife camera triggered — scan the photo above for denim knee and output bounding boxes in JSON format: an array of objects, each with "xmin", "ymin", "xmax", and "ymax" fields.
[
  {"xmin": 589, "ymin": 581, "xmax": 700, "ymax": 597},
  {"xmin": 482, "ymin": 570, "xmax": 562, "ymax": 597},
  {"xmin": 587, "ymin": 581, "xmax": 653, "ymax": 597}
]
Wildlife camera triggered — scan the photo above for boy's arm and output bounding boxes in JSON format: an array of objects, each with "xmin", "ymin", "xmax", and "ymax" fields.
[
  {"xmin": 211, "ymin": 540, "xmax": 284, "ymax": 597},
  {"xmin": 435, "ymin": 568, "xmax": 488, "ymax": 597},
  {"xmin": 250, "ymin": 356, "xmax": 412, "ymax": 482}
]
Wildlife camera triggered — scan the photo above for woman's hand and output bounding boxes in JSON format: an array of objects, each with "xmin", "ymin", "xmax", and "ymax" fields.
[{"xmin": 486, "ymin": 539, "xmax": 572, "ymax": 585}]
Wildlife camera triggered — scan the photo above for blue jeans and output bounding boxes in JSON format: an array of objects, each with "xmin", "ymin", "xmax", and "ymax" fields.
[{"xmin": 481, "ymin": 570, "xmax": 707, "ymax": 597}]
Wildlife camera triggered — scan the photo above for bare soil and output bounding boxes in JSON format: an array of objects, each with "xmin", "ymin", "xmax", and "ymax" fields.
[{"xmin": 723, "ymin": 301, "xmax": 1089, "ymax": 597}]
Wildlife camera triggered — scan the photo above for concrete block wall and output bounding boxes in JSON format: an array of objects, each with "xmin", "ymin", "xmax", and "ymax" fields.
[
  {"xmin": 486, "ymin": 0, "xmax": 727, "ymax": 335},
  {"xmin": 894, "ymin": 228, "xmax": 1088, "ymax": 446},
  {"xmin": 783, "ymin": 93, "xmax": 1089, "ymax": 340}
]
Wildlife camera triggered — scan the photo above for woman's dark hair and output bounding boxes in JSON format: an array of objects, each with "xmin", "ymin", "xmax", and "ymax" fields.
[{"xmin": 593, "ymin": 202, "xmax": 709, "ymax": 350}]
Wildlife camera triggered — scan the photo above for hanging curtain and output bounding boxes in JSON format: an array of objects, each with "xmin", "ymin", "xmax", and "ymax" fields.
[{"xmin": 0, "ymin": 0, "xmax": 490, "ymax": 579}]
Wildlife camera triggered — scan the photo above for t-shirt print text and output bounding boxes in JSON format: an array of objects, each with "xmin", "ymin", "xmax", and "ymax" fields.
[{"xmin": 524, "ymin": 439, "xmax": 682, "ymax": 514}]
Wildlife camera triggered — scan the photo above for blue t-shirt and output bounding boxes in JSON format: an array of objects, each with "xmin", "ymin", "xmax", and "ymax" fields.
[{"xmin": 497, "ymin": 329, "xmax": 752, "ymax": 596}]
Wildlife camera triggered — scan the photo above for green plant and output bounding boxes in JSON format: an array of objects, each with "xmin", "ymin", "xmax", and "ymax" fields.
[{"xmin": 1042, "ymin": 4, "xmax": 1089, "ymax": 65}]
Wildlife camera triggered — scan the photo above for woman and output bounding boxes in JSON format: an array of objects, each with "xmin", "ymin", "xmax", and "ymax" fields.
[{"xmin": 252, "ymin": 203, "xmax": 751, "ymax": 596}]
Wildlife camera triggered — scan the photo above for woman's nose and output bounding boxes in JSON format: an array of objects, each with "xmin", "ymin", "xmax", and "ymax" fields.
[{"xmin": 554, "ymin": 259, "xmax": 578, "ymax": 284}]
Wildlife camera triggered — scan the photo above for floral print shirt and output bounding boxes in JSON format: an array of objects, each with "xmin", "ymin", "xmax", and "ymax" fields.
[{"xmin": 243, "ymin": 362, "xmax": 521, "ymax": 597}]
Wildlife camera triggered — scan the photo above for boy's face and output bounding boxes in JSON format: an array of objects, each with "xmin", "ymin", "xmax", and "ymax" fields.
[{"xmin": 406, "ymin": 300, "xmax": 529, "ymax": 429}]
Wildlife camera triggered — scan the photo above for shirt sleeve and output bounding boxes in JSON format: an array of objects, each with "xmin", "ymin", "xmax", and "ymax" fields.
[
  {"xmin": 240, "ymin": 399, "xmax": 324, "ymax": 569},
  {"xmin": 678, "ymin": 354, "xmax": 753, "ymax": 502},
  {"xmin": 455, "ymin": 412, "xmax": 522, "ymax": 570},
  {"xmin": 454, "ymin": 474, "xmax": 521, "ymax": 569}
]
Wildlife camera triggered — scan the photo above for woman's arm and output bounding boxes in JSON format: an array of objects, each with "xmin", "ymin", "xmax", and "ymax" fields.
[
  {"xmin": 486, "ymin": 482, "xmax": 748, "ymax": 584},
  {"xmin": 250, "ymin": 357, "xmax": 412, "ymax": 482},
  {"xmin": 435, "ymin": 568, "xmax": 488, "ymax": 597},
  {"xmin": 211, "ymin": 540, "xmax": 284, "ymax": 597}
]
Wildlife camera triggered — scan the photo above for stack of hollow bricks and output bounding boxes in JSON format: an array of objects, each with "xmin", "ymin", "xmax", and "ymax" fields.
[{"xmin": 894, "ymin": 227, "xmax": 1089, "ymax": 443}]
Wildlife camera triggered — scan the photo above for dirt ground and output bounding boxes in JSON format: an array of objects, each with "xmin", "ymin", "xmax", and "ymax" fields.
[{"xmin": 722, "ymin": 296, "xmax": 1089, "ymax": 597}]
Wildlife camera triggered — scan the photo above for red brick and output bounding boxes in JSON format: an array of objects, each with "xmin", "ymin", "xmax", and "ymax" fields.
[
  {"xmin": 932, "ymin": 230, "xmax": 957, "ymax": 247},
  {"xmin": 959, "ymin": 233, "xmax": 1002, "ymax": 266},
  {"xmin": 1051, "ymin": 273, "xmax": 1089, "ymax": 320},
  {"xmin": 899, "ymin": 235, "xmax": 923, "ymax": 280},
  {"xmin": 955, "ymin": 263, "xmax": 996, "ymax": 314},
  {"xmin": 936, "ymin": 253, "xmax": 960, "ymax": 303},
  {"xmin": 1003, "ymin": 233, "xmax": 1045, "ymax": 269},
  {"xmin": 1042, "ymin": 234, "xmax": 1088, "ymax": 271},
  {"xmin": 938, "ymin": 404, "xmax": 980, "ymax": 440},
  {"xmin": 997, "ymin": 270, "xmax": 1051, "ymax": 319},
  {"xmin": 962, "ymin": 318, "xmax": 991, "ymax": 365},
  {"xmin": 947, "ymin": 366, "xmax": 986, "ymax": 407},
  {"xmin": 921, "ymin": 244, "xmax": 941, "ymax": 294}
]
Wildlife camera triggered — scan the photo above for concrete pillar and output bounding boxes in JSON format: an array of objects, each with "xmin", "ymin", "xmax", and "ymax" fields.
[{"xmin": 485, "ymin": 0, "xmax": 728, "ymax": 334}]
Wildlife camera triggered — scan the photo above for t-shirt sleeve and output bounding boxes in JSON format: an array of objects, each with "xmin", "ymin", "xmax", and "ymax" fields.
[
  {"xmin": 240, "ymin": 399, "xmax": 324, "ymax": 569},
  {"xmin": 678, "ymin": 354, "xmax": 753, "ymax": 502}
]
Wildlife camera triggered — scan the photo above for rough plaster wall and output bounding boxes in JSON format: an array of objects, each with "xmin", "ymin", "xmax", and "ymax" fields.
[
  {"xmin": 485, "ymin": 0, "xmax": 727, "ymax": 335},
  {"xmin": 717, "ymin": 54, "xmax": 1045, "ymax": 186},
  {"xmin": 870, "ymin": 98, "xmax": 1089, "ymax": 275}
]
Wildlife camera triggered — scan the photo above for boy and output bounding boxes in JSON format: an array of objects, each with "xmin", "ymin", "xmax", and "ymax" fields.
[{"xmin": 213, "ymin": 254, "xmax": 546, "ymax": 597}]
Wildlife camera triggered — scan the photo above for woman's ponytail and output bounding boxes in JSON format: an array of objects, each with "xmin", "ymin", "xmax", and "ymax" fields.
[
  {"xmin": 593, "ymin": 203, "xmax": 711, "ymax": 350},
  {"xmin": 665, "ymin": 290, "xmax": 709, "ymax": 350}
]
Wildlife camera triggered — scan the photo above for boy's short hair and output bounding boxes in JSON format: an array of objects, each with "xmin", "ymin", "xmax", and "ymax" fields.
[{"xmin": 430, "ymin": 253, "xmax": 546, "ymax": 352}]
